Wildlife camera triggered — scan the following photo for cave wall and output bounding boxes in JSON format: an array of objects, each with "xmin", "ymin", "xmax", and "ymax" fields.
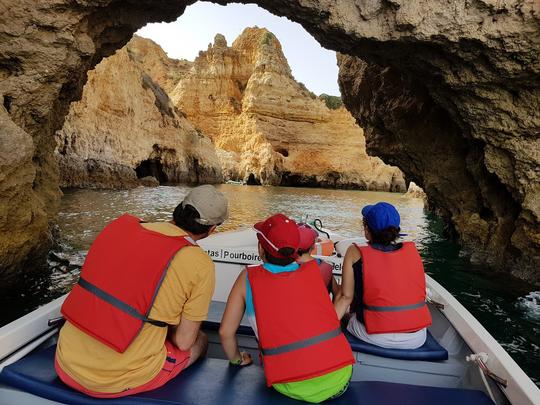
[
  {"xmin": 338, "ymin": 58, "xmax": 527, "ymax": 277},
  {"xmin": 0, "ymin": 0, "xmax": 538, "ymax": 283},
  {"xmin": 0, "ymin": 0, "xmax": 195, "ymax": 284}
]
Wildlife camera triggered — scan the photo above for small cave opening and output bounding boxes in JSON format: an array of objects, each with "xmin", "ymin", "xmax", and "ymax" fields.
[
  {"xmin": 280, "ymin": 171, "xmax": 318, "ymax": 188},
  {"xmin": 246, "ymin": 173, "xmax": 261, "ymax": 185},
  {"xmin": 3, "ymin": 95, "xmax": 12, "ymax": 113},
  {"xmin": 479, "ymin": 206, "xmax": 495, "ymax": 221},
  {"xmin": 276, "ymin": 147, "xmax": 289, "ymax": 157},
  {"xmin": 135, "ymin": 159, "xmax": 168, "ymax": 184}
]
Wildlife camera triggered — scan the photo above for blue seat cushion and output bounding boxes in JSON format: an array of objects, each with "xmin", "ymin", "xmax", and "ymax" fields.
[
  {"xmin": 0, "ymin": 345, "xmax": 492, "ymax": 405},
  {"xmin": 345, "ymin": 329, "xmax": 449, "ymax": 361}
]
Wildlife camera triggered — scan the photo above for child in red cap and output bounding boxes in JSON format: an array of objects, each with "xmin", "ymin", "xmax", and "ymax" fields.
[
  {"xmin": 297, "ymin": 224, "xmax": 340, "ymax": 298},
  {"xmin": 220, "ymin": 213, "xmax": 354, "ymax": 403}
]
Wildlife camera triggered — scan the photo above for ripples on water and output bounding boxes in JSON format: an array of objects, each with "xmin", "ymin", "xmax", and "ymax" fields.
[{"xmin": 2, "ymin": 184, "xmax": 539, "ymax": 385}]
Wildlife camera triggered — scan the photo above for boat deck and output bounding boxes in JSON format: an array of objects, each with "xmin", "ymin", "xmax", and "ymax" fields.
[
  {"xmin": 204, "ymin": 301, "xmax": 491, "ymax": 392},
  {"xmin": 0, "ymin": 341, "xmax": 493, "ymax": 405},
  {"xmin": 0, "ymin": 300, "xmax": 501, "ymax": 404}
]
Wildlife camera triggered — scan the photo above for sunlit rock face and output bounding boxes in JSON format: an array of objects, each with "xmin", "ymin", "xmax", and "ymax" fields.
[
  {"xmin": 56, "ymin": 36, "xmax": 222, "ymax": 189},
  {"xmin": 56, "ymin": 31, "xmax": 403, "ymax": 191},
  {"xmin": 0, "ymin": 0, "xmax": 538, "ymax": 282},
  {"xmin": 170, "ymin": 28, "xmax": 405, "ymax": 190}
]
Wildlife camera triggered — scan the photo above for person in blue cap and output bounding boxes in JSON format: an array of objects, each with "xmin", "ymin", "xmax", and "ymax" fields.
[{"xmin": 334, "ymin": 202, "xmax": 432, "ymax": 349}]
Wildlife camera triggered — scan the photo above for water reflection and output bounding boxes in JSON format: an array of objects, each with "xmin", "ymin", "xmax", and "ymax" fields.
[{"xmin": 57, "ymin": 185, "xmax": 428, "ymax": 252}]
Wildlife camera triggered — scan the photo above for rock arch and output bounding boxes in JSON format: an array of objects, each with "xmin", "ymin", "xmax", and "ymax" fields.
[{"xmin": 0, "ymin": 0, "xmax": 538, "ymax": 284}]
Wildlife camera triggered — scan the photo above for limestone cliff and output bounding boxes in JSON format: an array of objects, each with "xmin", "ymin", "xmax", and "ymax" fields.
[
  {"xmin": 169, "ymin": 28, "xmax": 405, "ymax": 190},
  {"xmin": 56, "ymin": 36, "xmax": 222, "ymax": 189},
  {"xmin": 333, "ymin": 1, "xmax": 539, "ymax": 282},
  {"xmin": 1, "ymin": 0, "xmax": 538, "ymax": 283},
  {"xmin": 0, "ymin": 0, "xmax": 191, "ymax": 283},
  {"xmin": 126, "ymin": 36, "xmax": 193, "ymax": 94},
  {"xmin": 0, "ymin": 107, "xmax": 50, "ymax": 279}
]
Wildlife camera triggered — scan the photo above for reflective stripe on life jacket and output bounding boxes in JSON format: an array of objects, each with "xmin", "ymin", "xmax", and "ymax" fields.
[
  {"xmin": 247, "ymin": 261, "xmax": 354, "ymax": 386},
  {"xmin": 356, "ymin": 242, "xmax": 432, "ymax": 334},
  {"xmin": 61, "ymin": 214, "xmax": 195, "ymax": 353}
]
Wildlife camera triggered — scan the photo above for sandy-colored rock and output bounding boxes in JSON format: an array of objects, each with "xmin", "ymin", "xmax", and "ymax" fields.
[
  {"xmin": 0, "ymin": 107, "xmax": 50, "ymax": 284},
  {"xmin": 57, "ymin": 31, "xmax": 404, "ymax": 191},
  {"xmin": 0, "ymin": 0, "xmax": 538, "ymax": 283},
  {"xmin": 405, "ymin": 182, "xmax": 428, "ymax": 204},
  {"xmin": 56, "ymin": 39, "xmax": 223, "ymax": 189},
  {"xmin": 138, "ymin": 176, "xmax": 160, "ymax": 187},
  {"xmin": 126, "ymin": 36, "xmax": 193, "ymax": 94},
  {"xmin": 168, "ymin": 28, "xmax": 404, "ymax": 190},
  {"xmin": 0, "ymin": 0, "xmax": 193, "ymax": 282}
]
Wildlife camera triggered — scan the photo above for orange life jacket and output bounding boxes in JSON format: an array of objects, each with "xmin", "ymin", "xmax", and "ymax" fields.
[
  {"xmin": 61, "ymin": 214, "xmax": 195, "ymax": 353},
  {"xmin": 311, "ymin": 239, "xmax": 334, "ymax": 256},
  {"xmin": 356, "ymin": 242, "xmax": 432, "ymax": 334},
  {"xmin": 247, "ymin": 261, "xmax": 354, "ymax": 386}
]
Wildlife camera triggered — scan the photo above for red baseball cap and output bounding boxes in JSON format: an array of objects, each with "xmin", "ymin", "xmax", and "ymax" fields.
[
  {"xmin": 254, "ymin": 213, "xmax": 300, "ymax": 258},
  {"xmin": 298, "ymin": 224, "xmax": 318, "ymax": 251}
]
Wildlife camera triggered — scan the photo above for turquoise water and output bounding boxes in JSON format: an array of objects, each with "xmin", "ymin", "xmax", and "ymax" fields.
[{"xmin": 1, "ymin": 184, "xmax": 538, "ymax": 385}]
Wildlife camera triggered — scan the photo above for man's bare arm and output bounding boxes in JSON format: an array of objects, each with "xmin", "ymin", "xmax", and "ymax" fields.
[{"xmin": 170, "ymin": 318, "xmax": 202, "ymax": 351}]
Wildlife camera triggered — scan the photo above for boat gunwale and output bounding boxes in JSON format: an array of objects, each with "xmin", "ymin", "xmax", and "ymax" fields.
[
  {"xmin": 425, "ymin": 275, "xmax": 540, "ymax": 404},
  {"xmin": 0, "ymin": 295, "xmax": 65, "ymax": 366}
]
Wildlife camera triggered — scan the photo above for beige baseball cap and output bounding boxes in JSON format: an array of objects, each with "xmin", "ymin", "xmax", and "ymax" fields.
[{"xmin": 181, "ymin": 185, "xmax": 229, "ymax": 225}]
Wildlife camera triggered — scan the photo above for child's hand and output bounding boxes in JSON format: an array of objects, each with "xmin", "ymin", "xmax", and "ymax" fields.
[{"xmin": 230, "ymin": 351, "xmax": 253, "ymax": 367}]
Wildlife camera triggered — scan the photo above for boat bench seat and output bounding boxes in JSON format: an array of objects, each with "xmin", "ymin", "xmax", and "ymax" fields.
[
  {"xmin": 345, "ymin": 329, "xmax": 449, "ymax": 361},
  {"xmin": 0, "ymin": 345, "xmax": 492, "ymax": 405}
]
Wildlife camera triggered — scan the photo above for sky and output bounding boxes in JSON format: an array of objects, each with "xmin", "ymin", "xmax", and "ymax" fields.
[{"xmin": 136, "ymin": 1, "xmax": 340, "ymax": 96}]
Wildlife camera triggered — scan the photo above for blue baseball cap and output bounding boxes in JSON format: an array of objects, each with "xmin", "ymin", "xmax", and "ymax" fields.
[{"xmin": 361, "ymin": 202, "xmax": 400, "ymax": 233}]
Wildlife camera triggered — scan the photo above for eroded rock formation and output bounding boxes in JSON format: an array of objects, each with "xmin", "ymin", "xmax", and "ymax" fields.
[
  {"xmin": 0, "ymin": 0, "xmax": 196, "ymax": 283},
  {"xmin": 0, "ymin": 107, "xmax": 50, "ymax": 278},
  {"xmin": 57, "ymin": 31, "xmax": 404, "ymax": 191},
  {"xmin": 0, "ymin": 0, "xmax": 538, "ymax": 283},
  {"xmin": 334, "ymin": 3, "xmax": 540, "ymax": 283},
  {"xmin": 56, "ymin": 36, "xmax": 221, "ymax": 189},
  {"xmin": 169, "ymin": 28, "xmax": 404, "ymax": 190}
]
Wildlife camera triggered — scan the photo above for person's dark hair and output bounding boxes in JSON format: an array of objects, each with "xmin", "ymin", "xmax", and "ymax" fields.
[
  {"xmin": 173, "ymin": 203, "xmax": 213, "ymax": 235},
  {"xmin": 367, "ymin": 225, "xmax": 400, "ymax": 245},
  {"xmin": 263, "ymin": 247, "xmax": 296, "ymax": 266}
]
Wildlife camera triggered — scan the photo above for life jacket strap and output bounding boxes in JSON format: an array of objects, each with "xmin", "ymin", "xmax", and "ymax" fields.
[
  {"xmin": 364, "ymin": 300, "xmax": 426, "ymax": 312},
  {"xmin": 261, "ymin": 327, "xmax": 341, "ymax": 356},
  {"xmin": 78, "ymin": 277, "xmax": 168, "ymax": 327}
]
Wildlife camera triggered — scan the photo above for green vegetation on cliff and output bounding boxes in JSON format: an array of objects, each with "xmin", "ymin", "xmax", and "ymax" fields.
[{"xmin": 319, "ymin": 94, "xmax": 343, "ymax": 110}]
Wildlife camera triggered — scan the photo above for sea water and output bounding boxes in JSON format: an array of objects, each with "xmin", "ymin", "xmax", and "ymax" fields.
[{"xmin": 1, "ymin": 184, "xmax": 538, "ymax": 385}]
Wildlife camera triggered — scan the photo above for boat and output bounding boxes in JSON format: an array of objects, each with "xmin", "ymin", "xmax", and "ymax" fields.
[{"xmin": 1, "ymin": 227, "xmax": 539, "ymax": 404}]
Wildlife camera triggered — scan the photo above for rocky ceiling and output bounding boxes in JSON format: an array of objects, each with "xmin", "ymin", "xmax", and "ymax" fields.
[{"xmin": 0, "ymin": 0, "xmax": 538, "ymax": 284}]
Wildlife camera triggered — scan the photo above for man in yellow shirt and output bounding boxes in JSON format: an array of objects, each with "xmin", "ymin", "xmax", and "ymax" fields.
[{"xmin": 55, "ymin": 185, "xmax": 228, "ymax": 398}]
